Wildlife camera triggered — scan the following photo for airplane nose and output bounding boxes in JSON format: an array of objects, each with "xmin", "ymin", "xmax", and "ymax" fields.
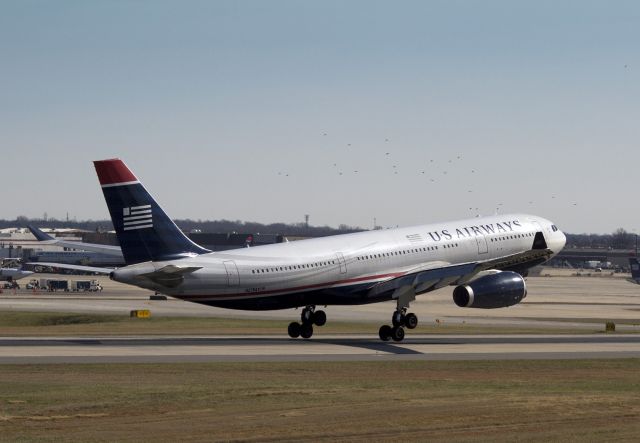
[{"xmin": 550, "ymin": 231, "xmax": 567, "ymax": 255}]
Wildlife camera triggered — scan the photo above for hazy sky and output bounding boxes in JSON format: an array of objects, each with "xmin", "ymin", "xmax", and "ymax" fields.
[{"xmin": 1, "ymin": 1, "xmax": 638, "ymax": 233}]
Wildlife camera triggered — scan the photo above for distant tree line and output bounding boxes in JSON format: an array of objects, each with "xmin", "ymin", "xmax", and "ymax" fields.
[
  {"xmin": 1, "ymin": 217, "xmax": 362, "ymax": 238},
  {"xmin": 1, "ymin": 217, "xmax": 637, "ymax": 249},
  {"xmin": 565, "ymin": 228, "xmax": 638, "ymax": 250}
]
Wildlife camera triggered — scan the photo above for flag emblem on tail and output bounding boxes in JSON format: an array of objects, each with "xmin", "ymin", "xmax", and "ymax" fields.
[{"xmin": 123, "ymin": 205, "xmax": 153, "ymax": 231}]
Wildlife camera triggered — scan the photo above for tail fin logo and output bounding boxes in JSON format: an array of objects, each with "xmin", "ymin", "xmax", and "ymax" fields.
[{"xmin": 123, "ymin": 205, "xmax": 153, "ymax": 231}]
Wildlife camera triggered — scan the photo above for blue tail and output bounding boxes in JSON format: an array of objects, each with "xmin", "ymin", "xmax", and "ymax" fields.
[{"xmin": 94, "ymin": 159, "xmax": 210, "ymax": 265}]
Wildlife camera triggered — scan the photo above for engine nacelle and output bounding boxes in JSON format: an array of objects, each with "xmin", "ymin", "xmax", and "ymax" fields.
[{"xmin": 453, "ymin": 271, "xmax": 526, "ymax": 309}]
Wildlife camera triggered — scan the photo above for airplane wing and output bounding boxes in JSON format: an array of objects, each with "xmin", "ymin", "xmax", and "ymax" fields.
[
  {"xmin": 28, "ymin": 225, "xmax": 123, "ymax": 257},
  {"xmin": 368, "ymin": 247, "xmax": 554, "ymax": 300},
  {"xmin": 26, "ymin": 262, "xmax": 114, "ymax": 275}
]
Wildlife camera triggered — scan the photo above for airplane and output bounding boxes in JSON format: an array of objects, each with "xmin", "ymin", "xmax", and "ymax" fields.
[
  {"xmin": 628, "ymin": 257, "xmax": 640, "ymax": 284},
  {"xmin": 0, "ymin": 258, "xmax": 33, "ymax": 284},
  {"xmin": 27, "ymin": 225, "xmax": 124, "ymax": 258},
  {"xmin": 63, "ymin": 158, "xmax": 567, "ymax": 341},
  {"xmin": 0, "ymin": 267, "xmax": 33, "ymax": 283}
]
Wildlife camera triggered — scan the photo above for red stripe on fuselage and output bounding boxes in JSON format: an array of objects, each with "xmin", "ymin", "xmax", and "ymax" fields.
[
  {"xmin": 94, "ymin": 158, "xmax": 138, "ymax": 186},
  {"xmin": 180, "ymin": 271, "xmax": 406, "ymax": 300}
]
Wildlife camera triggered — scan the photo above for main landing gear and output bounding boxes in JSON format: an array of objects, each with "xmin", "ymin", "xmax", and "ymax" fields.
[
  {"xmin": 379, "ymin": 287, "xmax": 418, "ymax": 342},
  {"xmin": 378, "ymin": 309, "xmax": 418, "ymax": 342},
  {"xmin": 288, "ymin": 305, "xmax": 326, "ymax": 339}
]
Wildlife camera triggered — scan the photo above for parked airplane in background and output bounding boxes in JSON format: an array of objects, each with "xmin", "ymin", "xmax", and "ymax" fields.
[
  {"xmin": 628, "ymin": 258, "xmax": 640, "ymax": 284},
  {"xmin": 28, "ymin": 226, "xmax": 123, "ymax": 259},
  {"xmin": 0, "ymin": 259, "xmax": 33, "ymax": 282},
  {"xmin": 0, "ymin": 268, "xmax": 33, "ymax": 282},
  {"xmin": 41, "ymin": 158, "xmax": 568, "ymax": 341}
]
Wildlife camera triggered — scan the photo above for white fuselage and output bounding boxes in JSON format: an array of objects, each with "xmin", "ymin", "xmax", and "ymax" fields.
[{"xmin": 113, "ymin": 213, "xmax": 566, "ymax": 309}]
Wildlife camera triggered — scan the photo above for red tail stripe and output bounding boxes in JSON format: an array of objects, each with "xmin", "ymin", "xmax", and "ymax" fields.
[{"xmin": 94, "ymin": 158, "xmax": 138, "ymax": 185}]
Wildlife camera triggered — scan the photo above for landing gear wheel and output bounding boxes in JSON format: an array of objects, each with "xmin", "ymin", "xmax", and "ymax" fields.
[
  {"xmin": 301, "ymin": 309, "xmax": 314, "ymax": 324},
  {"xmin": 391, "ymin": 326, "xmax": 405, "ymax": 342},
  {"xmin": 405, "ymin": 313, "xmax": 418, "ymax": 329},
  {"xmin": 288, "ymin": 322, "xmax": 301, "ymax": 338},
  {"xmin": 392, "ymin": 311, "xmax": 405, "ymax": 327},
  {"xmin": 379, "ymin": 325, "xmax": 392, "ymax": 341},
  {"xmin": 313, "ymin": 310, "xmax": 327, "ymax": 327},
  {"xmin": 300, "ymin": 323, "xmax": 314, "ymax": 339}
]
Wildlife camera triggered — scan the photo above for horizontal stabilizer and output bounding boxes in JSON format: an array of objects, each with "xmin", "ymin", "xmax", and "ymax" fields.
[{"xmin": 139, "ymin": 265, "xmax": 202, "ymax": 288}]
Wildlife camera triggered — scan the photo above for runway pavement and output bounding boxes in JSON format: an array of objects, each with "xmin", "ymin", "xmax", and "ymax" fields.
[
  {"xmin": 2, "ymin": 270, "xmax": 639, "ymax": 363},
  {"xmin": 1, "ymin": 334, "xmax": 639, "ymax": 363}
]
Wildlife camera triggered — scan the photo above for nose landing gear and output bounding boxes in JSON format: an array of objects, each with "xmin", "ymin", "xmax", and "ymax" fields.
[{"xmin": 288, "ymin": 305, "xmax": 326, "ymax": 339}]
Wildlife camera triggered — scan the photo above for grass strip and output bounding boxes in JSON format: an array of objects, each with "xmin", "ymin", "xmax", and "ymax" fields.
[{"xmin": 0, "ymin": 359, "xmax": 639, "ymax": 442}]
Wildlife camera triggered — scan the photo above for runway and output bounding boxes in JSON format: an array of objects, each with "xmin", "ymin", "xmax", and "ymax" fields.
[{"xmin": 1, "ymin": 334, "xmax": 639, "ymax": 363}]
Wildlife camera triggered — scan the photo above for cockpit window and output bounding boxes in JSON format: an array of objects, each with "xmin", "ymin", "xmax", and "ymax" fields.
[{"xmin": 551, "ymin": 225, "xmax": 558, "ymax": 232}]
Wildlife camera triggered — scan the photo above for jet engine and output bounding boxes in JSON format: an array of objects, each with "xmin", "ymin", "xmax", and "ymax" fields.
[{"xmin": 453, "ymin": 271, "xmax": 526, "ymax": 309}]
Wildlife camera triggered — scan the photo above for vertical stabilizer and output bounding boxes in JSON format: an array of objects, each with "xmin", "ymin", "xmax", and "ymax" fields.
[{"xmin": 94, "ymin": 159, "xmax": 210, "ymax": 264}]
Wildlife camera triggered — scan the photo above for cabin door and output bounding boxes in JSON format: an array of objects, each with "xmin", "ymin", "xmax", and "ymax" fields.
[
  {"xmin": 223, "ymin": 260, "xmax": 240, "ymax": 287},
  {"xmin": 476, "ymin": 234, "xmax": 488, "ymax": 254},
  {"xmin": 335, "ymin": 252, "xmax": 347, "ymax": 274}
]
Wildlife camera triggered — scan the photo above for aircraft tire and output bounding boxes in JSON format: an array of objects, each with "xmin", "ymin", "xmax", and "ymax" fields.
[
  {"xmin": 313, "ymin": 310, "xmax": 327, "ymax": 326},
  {"xmin": 405, "ymin": 313, "xmax": 418, "ymax": 329},
  {"xmin": 300, "ymin": 323, "xmax": 314, "ymax": 339},
  {"xmin": 391, "ymin": 326, "xmax": 405, "ymax": 342},
  {"xmin": 379, "ymin": 325, "xmax": 392, "ymax": 341},
  {"xmin": 392, "ymin": 311, "xmax": 404, "ymax": 327},
  {"xmin": 301, "ymin": 307, "xmax": 314, "ymax": 324},
  {"xmin": 288, "ymin": 322, "xmax": 301, "ymax": 338}
]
